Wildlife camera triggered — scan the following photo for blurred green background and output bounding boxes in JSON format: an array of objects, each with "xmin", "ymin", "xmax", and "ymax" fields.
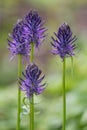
[{"xmin": 0, "ymin": 0, "xmax": 87, "ymax": 130}]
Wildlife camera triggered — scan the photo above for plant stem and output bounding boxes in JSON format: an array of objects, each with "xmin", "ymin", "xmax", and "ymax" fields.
[
  {"xmin": 30, "ymin": 42, "xmax": 34, "ymax": 62},
  {"xmin": 17, "ymin": 54, "xmax": 22, "ymax": 130},
  {"xmin": 62, "ymin": 58, "xmax": 66, "ymax": 130},
  {"xmin": 30, "ymin": 96, "xmax": 34, "ymax": 130},
  {"xmin": 30, "ymin": 42, "xmax": 34, "ymax": 130},
  {"xmin": 71, "ymin": 56, "xmax": 73, "ymax": 76}
]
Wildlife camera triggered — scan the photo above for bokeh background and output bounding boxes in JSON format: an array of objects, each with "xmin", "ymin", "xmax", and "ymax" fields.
[{"xmin": 0, "ymin": 0, "xmax": 87, "ymax": 130}]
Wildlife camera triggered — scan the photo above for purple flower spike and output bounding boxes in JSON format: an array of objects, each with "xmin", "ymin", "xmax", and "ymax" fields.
[
  {"xmin": 51, "ymin": 23, "xmax": 77, "ymax": 60},
  {"xmin": 8, "ymin": 20, "xmax": 30, "ymax": 58},
  {"xmin": 24, "ymin": 10, "xmax": 47, "ymax": 47},
  {"xmin": 20, "ymin": 63, "xmax": 46, "ymax": 98}
]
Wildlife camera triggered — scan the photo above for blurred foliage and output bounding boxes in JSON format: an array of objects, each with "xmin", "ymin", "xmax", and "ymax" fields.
[
  {"xmin": 0, "ymin": 0, "xmax": 87, "ymax": 130},
  {"xmin": 1, "ymin": 81, "xmax": 87, "ymax": 130}
]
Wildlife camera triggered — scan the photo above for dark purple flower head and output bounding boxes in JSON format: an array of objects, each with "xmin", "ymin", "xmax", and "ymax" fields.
[
  {"xmin": 24, "ymin": 10, "xmax": 47, "ymax": 47},
  {"xmin": 20, "ymin": 63, "xmax": 46, "ymax": 98},
  {"xmin": 8, "ymin": 20, "xmax": 30, "ymax": 58},
  {"xmin": 51, "ymin": 23, "xmax": 77, "ymax": 60}
]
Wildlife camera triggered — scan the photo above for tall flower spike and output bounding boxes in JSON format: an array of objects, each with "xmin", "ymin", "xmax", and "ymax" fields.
[
  {"xmin": 51, "ymin": 23, "xmax": 77, "ymax": 60},
  {"xmin": 8, "ymin": 20, "xmax": 30, "ymax": 58},
  {"xmin": 23, "ymin": 10, "xmax": 47, "ymax": 47},
  {"xmin": 20, "ymin": 63, "xmax": 46, "ymax": 98}
]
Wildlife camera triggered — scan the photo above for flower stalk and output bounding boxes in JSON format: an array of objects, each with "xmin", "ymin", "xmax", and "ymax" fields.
[
  {"xmin": 30, "ymin": 43, "xmax": 34, "ymax": 130},
  {"xmin": 30, "ymin": 96, "xmax": 34, "ymax": 130},
  {"xmin": 62, "ymin": 58, "xmax": 66, "ymax": 130},
  {"xmin": 30, "ymin": 43, "xmax": 34, "ymax": 62},
  {"xmin": 17, "ymin": 54, "xmax": 22, "ymax": 130}
]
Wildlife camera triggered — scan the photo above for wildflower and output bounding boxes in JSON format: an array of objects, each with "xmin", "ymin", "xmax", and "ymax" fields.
[
  {"xmin": 51, "ymin": 23, "xmax": 77, "ymax": 60},
  {"xmin": 8, "ymin": 20, "xmax": 30, "ymax": 58},
  {"xmin": 24, "ymin": 10, "xmax": 47, "ymax": 47},
  {"xmin": 20, "ymin": 63, "xmax": 46, "ymax": 98}
]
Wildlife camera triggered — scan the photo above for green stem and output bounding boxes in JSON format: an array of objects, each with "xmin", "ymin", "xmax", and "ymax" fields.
[
  {"xmin": 71, "ymin": 56, "xmax": 73, "ymax": 76},
  {"xmin": 30, "ymin": 42, "xmax": 34, "ymax": 130},
  {"xmin": 30, "ymin": 96, "xmax": 34, "ymax": 130},
  {"xmin": 30, "ymin": 42, "xmax": 34, "ymax": 62},
  {"xmin": 17, "ymin": 54, "xmax": 22, "ymax": 130},
  {"xmin": 62, "ymin": 58, "xmax": 66, "ymax": 130}
]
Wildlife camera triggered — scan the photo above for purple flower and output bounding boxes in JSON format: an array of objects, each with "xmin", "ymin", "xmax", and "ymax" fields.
[
  {"xmin": 23, "ymin": 10, "xmax": 47, "ymax": 47},
  {"xmin": 8, "ymin": 20, "xmax": 30, "ymax": 58},
  {"xmin": 20, "ymin": 63, "xmax": 46, "ymax": 98},
  {"xmin": 51, "ymin": 23, "xmax": 77, "ymax": 60}
]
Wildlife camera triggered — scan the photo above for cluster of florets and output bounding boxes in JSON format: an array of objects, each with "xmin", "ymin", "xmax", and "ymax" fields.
[
  {"xmin": 8, "ymin": 10, "xmax": 47, "ymax": 57},
  {"xmin": 20, "ymin": 63, "xmax": 46, "ymax": 98},
  {"xmin": 23, "ymin": 10, "xmax": 47, "ymax": 48},
  {"xmin": 51, "ymin": 23, "xmax": 77, "ymax": 60},
  {"xmin": 8, "ymin": 20, "xmax": 30, "ymax": 57}
]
